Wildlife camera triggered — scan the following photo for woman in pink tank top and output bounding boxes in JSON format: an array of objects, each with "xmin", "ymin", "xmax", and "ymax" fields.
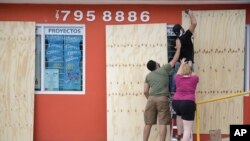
[{"xmin": 172, "ymin": 58, "xmax": 199, "ymax": 141}]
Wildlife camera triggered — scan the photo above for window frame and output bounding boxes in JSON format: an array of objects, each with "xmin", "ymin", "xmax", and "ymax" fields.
[{"xmin": 35, "ymin": 24, "xmax": 86, "ymax": 95}]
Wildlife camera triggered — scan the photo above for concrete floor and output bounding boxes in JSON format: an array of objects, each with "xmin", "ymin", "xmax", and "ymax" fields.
[{"xmin": 221, "ymin": 138, "xmax": 229, "ymax": 141}]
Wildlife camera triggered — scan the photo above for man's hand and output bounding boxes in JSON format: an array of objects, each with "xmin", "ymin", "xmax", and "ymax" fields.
[
  {"xmin": 185, "ymin": 9, "xmax": 190, "ymax": 14},
  {"xmin": 181, "ymin": 58, "xmax": 186, "ymax": 64},
  {"xmin": 187, "ymin": 9, "xmax": 197, "ymax": 33},
  {"xmin": 144, "ymin": 83, "xmax": 150, "ymax": 99}
]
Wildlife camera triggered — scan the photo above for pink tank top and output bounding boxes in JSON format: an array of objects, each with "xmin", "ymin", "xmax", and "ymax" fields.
[{"xmin": 173, "ymin": 74, "xmax": 199, "ymax": 101}]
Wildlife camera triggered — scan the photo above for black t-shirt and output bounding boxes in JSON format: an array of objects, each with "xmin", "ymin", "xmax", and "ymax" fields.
[{"xmin": 179, "ymin": 30, "xmax": 194, "ymax": 62}]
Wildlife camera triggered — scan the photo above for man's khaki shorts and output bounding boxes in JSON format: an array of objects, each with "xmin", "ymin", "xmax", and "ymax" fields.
[{"xmin": 144, "ymin": 95, "xmax": 171, "ymax": 125}]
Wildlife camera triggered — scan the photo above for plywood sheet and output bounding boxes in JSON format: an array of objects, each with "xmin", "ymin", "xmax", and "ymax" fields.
[
  {"xmin": 106, "ymin": 24, "xmax": 169, "ymax": 141},
  {"xmin": 182, "ymin": 10, "xmax": 246, "ymax": 134},
  {"xmin": 0, "ymin": 22, "xmax": 35, "ymax": 141}
]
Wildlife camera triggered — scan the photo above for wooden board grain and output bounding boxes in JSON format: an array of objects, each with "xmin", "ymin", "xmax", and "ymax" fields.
[
  {"xmin": 182, "ymin": 10, "xmax": 246, "ymax": 134},
  {"xmin": 0, "ymin": 21, "xmax": 35, "ymax": 141},
  {"xmin": 106, "ymin": 24, "xmax": 169, "ymax": 141}
]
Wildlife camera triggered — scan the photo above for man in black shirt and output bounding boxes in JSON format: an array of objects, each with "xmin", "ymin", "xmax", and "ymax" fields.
[{"xmin": 173, "ymin": 9, "xmax": 197, "ymax": 63}]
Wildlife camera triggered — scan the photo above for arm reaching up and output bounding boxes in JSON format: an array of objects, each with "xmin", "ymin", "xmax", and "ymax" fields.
[
  {"xmin": 169, "ymin": 38, "xmax": 181, "ymax": 68},
  {"xmin": 177, "ymin": 58, "xmax": 187, "ymax": 74},
  {"xmin": 186, "ymin": 9, "xmax": 197, "ymax": 33}
]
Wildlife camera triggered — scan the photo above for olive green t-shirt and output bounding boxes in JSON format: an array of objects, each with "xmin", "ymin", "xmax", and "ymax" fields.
[{"xmin": 145, "ymin": 64, "xmax": 172, "ymax": 96}]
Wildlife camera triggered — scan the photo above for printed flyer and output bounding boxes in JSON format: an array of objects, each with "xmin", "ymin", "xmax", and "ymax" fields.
[{"xmin": 45, "ymin": 69, "xmax": 59, "ymax": 91}]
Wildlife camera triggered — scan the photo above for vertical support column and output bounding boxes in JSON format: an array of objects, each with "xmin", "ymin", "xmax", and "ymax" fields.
[
  {"xmin": 245, "ymin": 25, "xmax": 250, "ymax": 91},
  {"xmin": 244, "ymin": 96, "xmax": 250, "ymax": 124}
]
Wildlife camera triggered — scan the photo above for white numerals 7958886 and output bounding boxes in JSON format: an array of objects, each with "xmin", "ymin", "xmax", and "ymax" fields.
[{"xmin": 55, "ymin": 10, "xmax": 150, "ymax": 22}]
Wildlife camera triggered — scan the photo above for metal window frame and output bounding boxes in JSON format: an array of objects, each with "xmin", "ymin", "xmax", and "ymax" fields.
[{"xmin": 35, "ymin": 24, "xmax": 86, "ymax": 95}]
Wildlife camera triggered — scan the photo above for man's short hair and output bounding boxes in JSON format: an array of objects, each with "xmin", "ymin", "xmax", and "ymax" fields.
[
  {"xmin": 173, "ymin": 24, "xmax": 182, "ymax": 37},
  {"xmin": 147, "ymin": 60, "xmax": 157, "ymax": 71}
]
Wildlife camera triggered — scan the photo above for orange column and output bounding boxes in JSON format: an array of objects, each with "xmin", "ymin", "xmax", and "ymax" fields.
[{"xmin": 244, "ymin": 96, "xmax": 250, "ymax": 124}]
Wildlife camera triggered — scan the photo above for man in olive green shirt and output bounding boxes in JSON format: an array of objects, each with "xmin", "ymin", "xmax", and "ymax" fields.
[{"xmin": 143, "ymin": 39, "xmax": 181, "ymax": 141}]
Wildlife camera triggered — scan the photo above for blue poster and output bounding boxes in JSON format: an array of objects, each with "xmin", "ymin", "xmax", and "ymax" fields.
[
  {"xmin": 63, "ymin": 35, "xmax": 82, "ymax": 90},
  {"xmin": 46, "ymin": 35, "xmax": 64, "ymax": 44},
  {"xmin": 46, "ymin": 35, "xmax": 64, "ymax": 89}
]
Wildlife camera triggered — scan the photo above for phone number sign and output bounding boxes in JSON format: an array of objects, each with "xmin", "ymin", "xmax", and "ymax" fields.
[{"xmin": 55, "ymin": 10, "xmax": 150, "ymax": 23}]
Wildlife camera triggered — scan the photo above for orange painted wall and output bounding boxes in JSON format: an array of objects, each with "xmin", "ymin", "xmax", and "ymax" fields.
[
  {"xmin": 0, "ymin": 4, "xmax": 250, "ymax": 141},
  {"xmin": 244, "ymin": 96, "xmax": 250, "ymax": 124}
]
